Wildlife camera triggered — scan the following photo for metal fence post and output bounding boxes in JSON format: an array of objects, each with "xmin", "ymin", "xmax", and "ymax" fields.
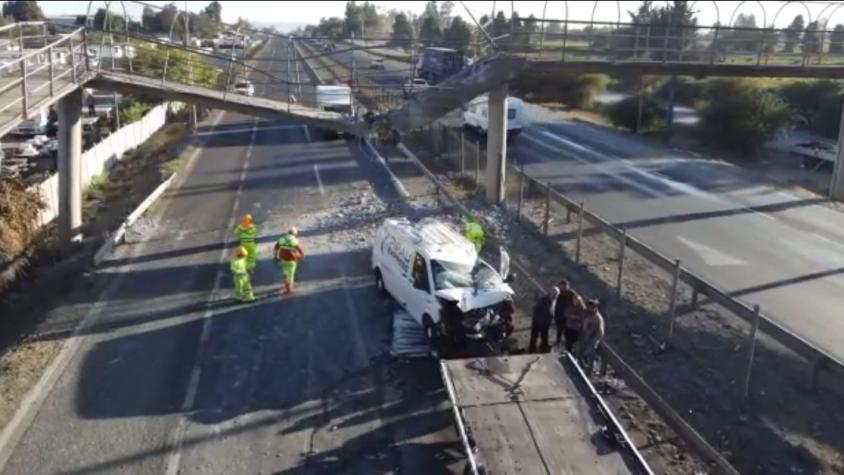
[
  {"xmin": 517, "ymin": 165, "xmax": 525, "ymax": 221},
  {"xmin": 691, "ymin": 286, "xmax": 699, "ymax": 308},
  {"xmin": 47, "ymin": 46, "xmax": 54, "ymax": 97},
  {"xmin": 543, "ymin": 182, "xmax": 551, "ymax": 235},
  {"xmin": 566, "ymin": 205, "xmax": 572, "ymax": 223},
  {"xmin": 575, "ymin": 202, "xmax": 584, "ymax": 264},
  {"xmin": 20, "ymin": 59, "xmax": 27, "ymax": 118},
  {"xmin": 667, "ymin": 259, "xmax": 681, "ymax": 340},
  {"xmin": 69, "ymin": 36, "xmax": 78, "ymax": 82},
  {"xmin": 616, "ymin": 228, "xmax": 627, "ymax": 296},
  {"xmin": 743, "ymin": 305, "xmax": 761, "ymax": 399}
]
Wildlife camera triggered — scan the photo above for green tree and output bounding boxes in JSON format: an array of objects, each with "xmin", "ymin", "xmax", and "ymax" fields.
[
  {"xmin": 362, "ymin": 1, "xmax": 380, "ymax": 34},
  {"xmin": 777, "ymin": 80, "xmax": 842, "ymax": 137},
  {"xmin": 783, "ymin": 14, "xmax": 804, "ymax": 53},
  {"xmin": 419, "ymin": 1, "xmax": 441, "ymax": 43},
  {"xmin": 699, "ymin": 80, "xmax": 793, "ymax": 155},
  {"xmin": 133, "ymin": 44, "xmax": 220, "ymax": 88},
  {"xmin": 315, "ymin": 17, "xmax": 344, "ymax": 39},
  {"xmin": 611, "ymin": 1, "xmax": 697, "ymax": 60},
  {"xmin": 344, "ymin": 1, "xmax": 363, "ymax": 37},
  {"xmin": 1, "ymin": 1, "xmax": 43, "ymax": 21},
  {"xmin": 491, "ymin": 11, "xmax": 508, "ymax": 38},
  {"xmin": 830, "ymin": 24, "xmax": 844, "ymax": 54},
  {"xmin": 802, "ymin": 21, "xmax": 821, "ymax": 55},
  {"xmin": 141, "ymin": 6, "xmax": 158, "ymax": 32},
  {"xmin": 607, "ymin": 93, "xmax": 666, "ymax": 132},
  {"xmin": 390, "ymin": 13, "xmax": 414, "ymax": 46},
  {"xmin": 93, "ymin": 8, "xmax": 125, "ymax": 31},
  {"xmin": 439, "ymin": 1, "xmax": 454, "ymax": 28},
  {"xmin": 203, "ymin": 1, "xmax": 222, "ymax": 23},
  {"xmin": 443, "ymin": 15, "xmax": 471, "ymax": 52}
]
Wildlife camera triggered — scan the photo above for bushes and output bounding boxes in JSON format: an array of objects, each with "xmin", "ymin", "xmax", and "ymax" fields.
[
  {"xmin": 656, "ymin": 77, "xmax": 707, "ymax": 107},
  {"xmin": 0, "ymin": 178, "xmax": 44, "ymax": 265},
  {"xmin": 133, "ymin": 44, "xmax": 220, "ymax": 88},
  {"xmin": 698, "ymin": 79, "xmax": 793, "ymax": 156},
  {"xmin": 511, "ymin": 71, "xmax": 609, "ymax": 109},
  {"xmin": 607, "ymin": 94, "xmax": 666, "ymax": 132},
  {"xmin": 776, "ymin": 80, "xmax": 842, "ymax": 139}
]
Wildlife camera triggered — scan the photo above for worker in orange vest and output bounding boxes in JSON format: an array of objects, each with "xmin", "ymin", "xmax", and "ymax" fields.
[{"xmin": 274, "ymin": 227, "xmax": 304, "ymax": 294}]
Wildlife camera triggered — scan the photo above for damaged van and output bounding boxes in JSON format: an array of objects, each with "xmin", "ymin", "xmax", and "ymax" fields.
[{"xmin": 372, "ymin": 217, "xmax": 515, "ymax": 353}]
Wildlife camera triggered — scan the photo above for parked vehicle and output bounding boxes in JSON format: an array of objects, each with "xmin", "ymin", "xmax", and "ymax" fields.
[
  {"xmin": 370, "ymin": 58, "xmax": 385, "ymax": 70},
  {"xmin": 316, "ymin": 84, "xmax": 353, "ymax": 115},
  {"xmin": 372, "ymin": 217, "xmax": 515, "ymax": 353},
  {"xmin": 14, "ymin": 109, "xmax": 49, "ymax": 136},
  {"xmin": 463, "ymin": 95, "xmax": 524, "ymax": 138},
  {"xmin": 402, "ymin": 78, "xmax": 429, "ymax": 98},
  {"xmin": 233, "ymin": 79, "xmax": 255, "ymax": 96},
  {"xmin": 416, "ymin": 47, "xmax": 464, "ymax": 83}
]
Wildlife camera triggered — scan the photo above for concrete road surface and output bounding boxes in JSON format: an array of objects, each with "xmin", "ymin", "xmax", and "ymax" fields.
[
  {"xmin": 511, "ymin": 112, "xmax": 844, "ymax": 366},
  {"xmin": 0, "ymin": 36, "xmax": 461, "ymax": 475}
]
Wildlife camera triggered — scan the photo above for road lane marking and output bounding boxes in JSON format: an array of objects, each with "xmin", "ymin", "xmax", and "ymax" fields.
[
  {"xmin": 195, "ymin": 124, "xmax": 302, "ymax": 137},
  {"xmin": 0, "ymin": 107, "xmax": 229, "ymax": 475},
  {"xmin": 164, "ymin": 118, "xmax": 260, "ymax": 475},
  {"xmin": 313, "ymin": 163, "xmax": 324, "ymax": 195}
]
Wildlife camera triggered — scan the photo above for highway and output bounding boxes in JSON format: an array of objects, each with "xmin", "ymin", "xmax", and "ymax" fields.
[
  {"xmin": 327, "ymin": 47, "xmax": 844, "ymax": 367},
  {"xmin": 0, "ymin": 36, "xmax": 462, "ymax": 475}
]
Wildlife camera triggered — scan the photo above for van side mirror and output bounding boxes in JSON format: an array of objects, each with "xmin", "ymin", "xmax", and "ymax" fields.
[{"xmin": 505, "ymin": 273, "xmax": 516, "ymax": 284}]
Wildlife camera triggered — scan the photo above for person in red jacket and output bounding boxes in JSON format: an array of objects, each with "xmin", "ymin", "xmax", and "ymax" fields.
[{"xmin": 274, "ymin": 227, "xmax": 304, "ymax": 294}]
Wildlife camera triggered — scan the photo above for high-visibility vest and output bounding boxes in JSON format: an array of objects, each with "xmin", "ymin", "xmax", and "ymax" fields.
[
  {"xmin": 276, "ymin": 235, "xmax": 302, "ymax": 261},
  {"xmin": 234, "ymin": 224, "xmax": 257, "ymax": 244},
  {"xmin": 230, "ymin": 256, "xmax": 248, "ymax": 275}
]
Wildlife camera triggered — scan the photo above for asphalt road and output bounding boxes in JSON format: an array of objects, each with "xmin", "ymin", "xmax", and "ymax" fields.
[
  {"xmin": 0, "ymin": 36, "xmax": 461, "ymax": 475},
  {"xmin": 512, "ymin": 113, "xmax": 844, "ymax": 366}
]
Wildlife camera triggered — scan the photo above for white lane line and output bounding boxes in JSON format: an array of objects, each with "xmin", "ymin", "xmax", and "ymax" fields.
[
  {"xmin": 195, "ymin": 124, "xmax": 302, "ymax": 137},
  {"xmin": 303, "ymin": 125, "xmax": 311, "ymax": 142},
  {"xmin": 164, "ymin": 118, "xmax": 261, "ymax": 475},
  {"xmin": 313, "ymin": 163, "xmax": 325, "ymax": 195},
  {"xmin": 0, "ymin": 108, "xmax": 229, "ymax": 474}
]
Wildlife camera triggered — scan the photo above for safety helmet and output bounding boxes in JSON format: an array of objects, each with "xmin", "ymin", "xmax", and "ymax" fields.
[
  {"xmin": 235, "ymin": 246, "xmax": 248, "ymax": 257},
  {"xmin": 242, "ymin": 214, "xmax": 253, "ymax": 227},
  {"xmin": 288, "ymin": 226, "xmax": 298, "ymax": 236}
]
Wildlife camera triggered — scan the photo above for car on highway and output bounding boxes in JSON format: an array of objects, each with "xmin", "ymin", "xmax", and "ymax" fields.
[
  {"xmin": 233, "ymin": 80, "xmax": 255, "ymax": 96},
  {"xmin": 402, "ymin": 78, "xmax": 429, "ymax": 98},
  {"xmin": 463, "ymin": 95, "xmax": 524, "ymax": 138},
  {"xmin": 372, "ymin": 217, "xmax": 515, "ymax": 354},
  {"xmin": 370, "ymin": 58, "xmax": 385, "ymax": 70}
]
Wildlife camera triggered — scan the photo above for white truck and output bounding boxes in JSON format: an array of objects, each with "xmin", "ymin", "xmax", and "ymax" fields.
[
  {"xmin": 463, "ymin": 95, "xmax": 524, "ymax": 138},
  {"xmin": 316, "ymin": 84, "xmax": 354, "ymax": 139},
  {"xmin": 372, "ymin": 217, "xmax": 515, "ymax": 353}
]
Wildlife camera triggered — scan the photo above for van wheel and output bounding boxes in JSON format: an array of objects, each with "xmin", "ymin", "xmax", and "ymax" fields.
[
  {"xmin": 423, "ymin": 315, "xmax": 446, "ymax": 358},
  {"xmin": 374, "ymin": 268, "xmax": 386, "ymax": 295}
]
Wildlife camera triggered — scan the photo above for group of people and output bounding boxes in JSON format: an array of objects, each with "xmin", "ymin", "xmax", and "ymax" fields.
[
  {"xmin": 229, "ymin": 214, "xmax": 305, "ymax": 302},
  {"xmin": 530, "ymin": 279, "xmax": 605, "ymax": 374}
]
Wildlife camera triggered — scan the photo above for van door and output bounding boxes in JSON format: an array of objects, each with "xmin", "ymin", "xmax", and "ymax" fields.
[
  {"xmin": 378, "ymin": 233, "xmax": 408, "ymax": 299},
  {"xmin": 405, "ymin": 253, "xmax": 436, "ymax": 325}
]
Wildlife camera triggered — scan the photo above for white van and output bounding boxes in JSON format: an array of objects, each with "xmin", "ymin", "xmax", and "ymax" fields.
[
  {"xmin": 372, "ymin": 217, "xmax": 515, "ymax": 352},
  {"xmin": 14, "ymin": 109, "xmax": 49, "ymax": 136},
  {"xmin": 463, "ymin": 95, "xmax": 524, "ymax": 137}
]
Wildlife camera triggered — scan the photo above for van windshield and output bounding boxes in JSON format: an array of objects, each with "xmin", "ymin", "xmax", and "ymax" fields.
[{"xmin": 431, "ymin": 259, "xmax": 500, "ymax": 290}]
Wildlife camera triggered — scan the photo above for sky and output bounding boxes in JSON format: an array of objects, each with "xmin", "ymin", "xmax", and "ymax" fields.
[{"xmin": 39, "ymin": 1, "xmax": 844, "ymax": 32}]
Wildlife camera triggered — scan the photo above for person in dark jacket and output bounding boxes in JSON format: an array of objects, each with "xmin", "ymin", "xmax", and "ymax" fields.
[
  {"xmin": 554, "ymin": 279, "xmax": 584, "ymax": 348},
  {"xmin": 529, "ymin": 286, "xmax": 559, "ymax": 353}
]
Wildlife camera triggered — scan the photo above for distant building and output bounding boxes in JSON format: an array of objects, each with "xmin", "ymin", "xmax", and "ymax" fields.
[{"xmin": 47, "ymin": 15, "xmax": 93, "ymax": 28}]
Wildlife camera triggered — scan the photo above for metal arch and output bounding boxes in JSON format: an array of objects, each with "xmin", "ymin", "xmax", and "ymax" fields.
[
  {"xmin": 821, "ymin": 3, "xmax": 844, "ymax": 30},
  {"xmin": 589, "ymin": 0, "xmax": 621, "ymax": 25},
  {"xmin": 84, "ymin": 1, "xmax": 133, "ymax": 72},
  {"xmin": 771, "ymin": 1, "xmax": 812, "ymax": 28},
  {"xmin": 728, "ymin": 1, "xmax": 768, "ymax": 29},
  {"xmin": 688, "ymin": 1, "xmax": 720, "ymax": 27}
]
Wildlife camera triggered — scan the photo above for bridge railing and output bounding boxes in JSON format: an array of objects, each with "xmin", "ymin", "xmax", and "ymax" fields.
[
  {"xmin": 0, "ymin": 23, "xmax": 88, "ymax": 136},
  {"xmin": 492, "ymin": 18, "xmax": 844, "ymax": 68}
]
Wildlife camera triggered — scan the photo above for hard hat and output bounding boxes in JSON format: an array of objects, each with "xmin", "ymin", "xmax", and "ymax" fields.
[
  {"xmin": 235, "ymin": 246, "xmax": 247, "ymax": 257},
  {"xmin": 242, "ymin": 214, "xmax": 253, "ymax": 226},
  {"xmin": 288, "ymin": 226, "xmax": 298, "ymax": 236}
]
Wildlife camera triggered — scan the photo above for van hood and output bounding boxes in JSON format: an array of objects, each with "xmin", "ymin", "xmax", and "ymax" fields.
[{"xmin": 435, "ymin": 284, "xmax": 514, "ymax": 312}]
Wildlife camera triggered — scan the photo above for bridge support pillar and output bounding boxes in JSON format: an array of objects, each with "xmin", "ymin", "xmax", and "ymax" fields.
[
  {"xmin": 485, "ymin": 82, "xmax": 508, "ymax": 204},
  {"xmin": 831, "ymin": 99, "xmax": 844, "ymax": 202},
  {"xmin": 58, "ymin": 89, "xmax": 83, "ymax": 243}
]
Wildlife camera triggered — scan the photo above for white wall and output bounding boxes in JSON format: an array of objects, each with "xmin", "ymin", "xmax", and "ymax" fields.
[{"xmin": 29, "ymin": 102, "xmax": 179, "ymax": 228}]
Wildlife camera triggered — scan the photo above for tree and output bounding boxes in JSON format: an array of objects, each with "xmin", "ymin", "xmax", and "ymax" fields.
[
  {"xmin": 391, "ymin": 13, "xmax": 414, "ymax": 47},
  {"xmin": 608, "ymin": 93, "xmax": 666, "ymax": 132},
  {"xmin": 344, "ymin": 1, "xmax": 363, "ymax": 37},
  {"xmin": 362, "ymin": 1, "xmax": 380, "ymax": 34},
  {"xmin": 443, "ymin": 15, "xmax": 471, "ymax": 52},
  {"xmin": 728, "ymin": 13, "xmax": 761, "ymax": 52},
  {"xmin": 93, "ymin": 8, "xmax": 126, "ymax": 31},
  {"xmin": 2, "ymin": 1, "xmax": 43, "ymax": 21},
  {"xmin": 315, "ymin": 17, "xmax": 344, "ymax": 39},
  {"xmin": 830, "ymin": 24, "xmax": 844, "ymax": 54},
  {"xmin": 141, "ymin": 6, "xmax": 158, "ymax": 32},
  {"xmin": 611, "ymin": 1, "xmax": 697, "ymax": 60},
  {"xmin": 419, "ymin": 1, "xmax": 442, "ymax": 43},
  {"xmin": 777, "ymin": 80, "xmax": 842, "ymax": 137},
  {"xmin": 439, "ymin": 1, "xmax": 455, "ymax": 28},
  {"xmin": 133, "ymin": 44, "xmax": 219, "ymax": 88},
  {"xmin": 157, "ymin": 3, "xmax": 180, "ymax": 34},
  {"xmin": 802, "ymin": 21, "xmax": 821, "ymax": 55},
  {"xmin": 783, "ymin": 14, "xmax": 804, "ymax": 53},
  {"xmin": 698, "ymin": 80, "xmax": 793, "ymax": 156},
  {"xmin": 203, "ymin": 1, "xmax": 222, "ymax": 23},
  {"xmin": 491, "ymin": 11, "xmax": 508, "ymax": 38}
]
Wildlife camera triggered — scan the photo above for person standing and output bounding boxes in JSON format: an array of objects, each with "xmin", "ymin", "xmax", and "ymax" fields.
[
  {"xmin": 230, "ymin": 246, "xmax": 255, "ymax": 302},
  {"xmin": 87, "ymin": 92, "xmax": 97, "ymax": 117},
  {"xmin": 564, "ymin": 291, "xmax": 586, "ymax": 354},
  {"xmin": 463, "ymin": 217, "xmax": 485, "ymax": 253},
  {"xmin": 233, "ymin": 214, "xmax": 258, "ymax": 272},
  {"xmin": 554, "ymin": 279, "xmax": 583, "ymax": 348},
  {"xmin": 529, "ymin": 286, "xmax": 559, "ymax": 353},
  {"xmin": 578, "ymin": 299, "xmax": 605, "ymax": 375},
  {"xmin": 274, "ymin": 227, "xmax": 304, "ymax": 295}
]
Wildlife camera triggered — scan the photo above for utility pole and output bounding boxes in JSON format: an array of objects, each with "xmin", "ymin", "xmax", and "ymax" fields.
[
  {"xmin": 184, "ymin": 1, "xmax": 197, "ymax": 129},
  {"xmin": 351, "ymin": 31, "xmax": 356, "ymax": 88}
]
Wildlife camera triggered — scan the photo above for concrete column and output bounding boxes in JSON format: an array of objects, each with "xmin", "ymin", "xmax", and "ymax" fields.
[
  {"xmin": 58, "ymin": 88, "xmax": 83, "ymax": 243},
  {"xmin": 485, "ymin": 82, "xmax": 508, "ymax": 203},
  {"xmin": 830, "ymin": 98, "xmax": 844, "ymax": 201}
]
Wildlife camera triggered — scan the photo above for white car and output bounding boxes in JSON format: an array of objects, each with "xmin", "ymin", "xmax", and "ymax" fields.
[
  {"xmin": 402, "ymin": 78, "xmax": 428, "ymax": 97},
  {"xmin": 233, "ymin": 80, "xmax": 255, "ymax": 96},
  {"xmin": 372, "ymin": 217, "xmax": 515, "ymax": 352},
  {"xmin": 463, "ymin": 95, "xmax": 524, "ymax": 137}
]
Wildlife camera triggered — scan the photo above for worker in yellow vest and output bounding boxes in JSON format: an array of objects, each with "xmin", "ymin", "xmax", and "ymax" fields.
[
  {"xmin": 233, "ymin": 214, "xmax": 258, "ymax": 272},
  {"xmin": 464, "ymin": 217, "xmax": 485, "ymax": 253},
  {"xmin": 230, "ymin": 246, "xmax": 255, "ymax": 302}
]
